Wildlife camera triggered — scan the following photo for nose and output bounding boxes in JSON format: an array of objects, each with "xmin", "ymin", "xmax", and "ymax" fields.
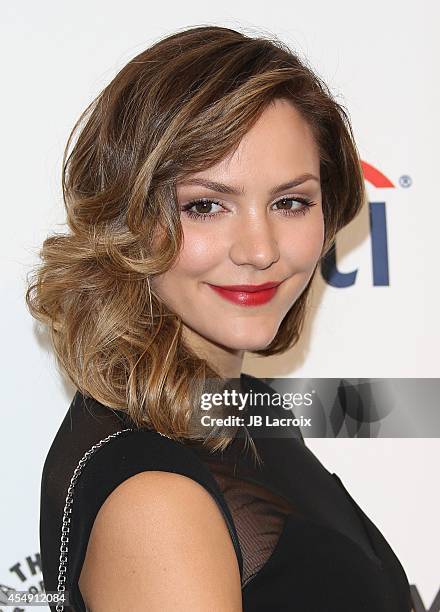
[{"xmin": 229, "ymin": 213, "xmax": 280, "ymax": 269}]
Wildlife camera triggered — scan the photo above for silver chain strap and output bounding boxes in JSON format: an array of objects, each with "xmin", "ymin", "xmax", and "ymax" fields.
[{"xmin": 55, "ymin": 428, "xmax": 134, "ymax": 611}]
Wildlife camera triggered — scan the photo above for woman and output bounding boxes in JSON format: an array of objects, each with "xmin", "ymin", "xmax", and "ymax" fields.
[{"xmin": 27, "ymin": 25, "xmax": 414, "ymax": 611}]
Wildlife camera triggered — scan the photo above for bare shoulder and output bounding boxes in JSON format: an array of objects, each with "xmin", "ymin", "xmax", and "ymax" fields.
[{"xmin": 79, "ymin": 470, "xmax": 242, "ymax": 612}]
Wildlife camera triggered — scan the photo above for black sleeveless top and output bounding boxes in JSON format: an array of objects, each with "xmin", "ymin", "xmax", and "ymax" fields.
[{"xmin": 40, "ymin": 373, "xmax": 413, "ymax": 611}]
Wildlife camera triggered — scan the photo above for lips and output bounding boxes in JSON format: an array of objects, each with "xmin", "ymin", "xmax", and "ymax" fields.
[
  {"xmin": 206, "ymin": 281, "xmax": 282, "ymax": 306},
  {"xmin": 212, "ymin": 281, "xmax": 281, "ymax": 292}
]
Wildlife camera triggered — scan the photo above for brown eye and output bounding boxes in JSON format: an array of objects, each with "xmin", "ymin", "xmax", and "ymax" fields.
[
  {"xmin": 274, "ymin": 198, "xmax": 300, "ymax": 210},
  {"xmin": 191, "ymin": 201, "xmax": 216, "ymax": 214},
  {"xmin": 272, "ymin": 196, "xmax": 317, "ymax": 217},
  {"xmin": 180, "ymin": 198, "xmax": 223, "ymax": 221}
]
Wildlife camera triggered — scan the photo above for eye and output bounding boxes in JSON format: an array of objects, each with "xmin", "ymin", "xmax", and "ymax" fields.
[
  {"xmin": 179, "ymin": 196, "xmax": 317, "ymax": 222},
  {"xmin": 272, "ymin": 196, "xmax": 317, "ymax": 217},
  {"xmin": 180, "ymin": 198, "xmax": 224, "ymax": 222}
]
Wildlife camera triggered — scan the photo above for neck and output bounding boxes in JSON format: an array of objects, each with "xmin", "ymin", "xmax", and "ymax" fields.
[{"xmin": 181, "ymin": 324, "xmax": 244, "ymax": 379}]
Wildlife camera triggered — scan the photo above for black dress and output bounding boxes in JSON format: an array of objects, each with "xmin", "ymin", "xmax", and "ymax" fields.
[{"xmin": 40, "ymin": 373, "xmax": 413, "ymax": 611}]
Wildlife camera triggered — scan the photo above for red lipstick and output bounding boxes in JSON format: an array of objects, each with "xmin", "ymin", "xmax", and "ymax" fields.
[{"xmin": 206, "ymin": 281, "xmax": 282, "ymax": 306}]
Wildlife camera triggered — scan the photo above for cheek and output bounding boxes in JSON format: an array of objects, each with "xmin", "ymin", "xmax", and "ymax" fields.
[
  {"xmin": 281, "ymin": 214, "xmax": 325, "ymax": 270},
  {"xmin": 151, "ymin": 224, "xmax": 223, "ymax": 300},
  {"xmin": 176, "ymin": 225, "xmax": 225, "ymax": 276}
]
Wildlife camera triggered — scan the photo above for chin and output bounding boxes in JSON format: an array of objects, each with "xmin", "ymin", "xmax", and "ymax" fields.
[{"xmin": 221, "ymin": 329, "xmax": 278, "ymax": 352}]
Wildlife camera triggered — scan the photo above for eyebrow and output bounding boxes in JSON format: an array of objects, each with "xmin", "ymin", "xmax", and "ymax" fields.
[{"xmin": 179, "ymin": 173, "xmax": 320, "ymax": 197}]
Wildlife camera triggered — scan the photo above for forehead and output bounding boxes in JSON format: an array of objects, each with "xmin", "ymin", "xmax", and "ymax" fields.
[{"xmin": 181, "ymin": 98, "xmax": 320, "ymax": 186}]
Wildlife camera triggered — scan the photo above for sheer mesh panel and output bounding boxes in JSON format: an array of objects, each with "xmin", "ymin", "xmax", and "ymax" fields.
[{"xmin": 204, "ymin": 459, "xmax": 304, "ymax": 587}]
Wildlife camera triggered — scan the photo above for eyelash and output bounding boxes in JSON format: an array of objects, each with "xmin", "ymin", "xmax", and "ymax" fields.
[{"xmin": 180, "ymin": 196, "xmax": 317, "ymax": 222}]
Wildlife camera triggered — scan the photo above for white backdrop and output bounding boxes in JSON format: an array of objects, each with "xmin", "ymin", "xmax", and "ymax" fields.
[{"xmin": 1, "ymin": 1, "xmax": 439, "ymax": 610}]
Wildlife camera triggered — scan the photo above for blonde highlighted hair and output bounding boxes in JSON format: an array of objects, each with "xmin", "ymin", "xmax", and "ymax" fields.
[{"xmin": 26, "ymin": 25, "xmax": 366, "ymax": 456}]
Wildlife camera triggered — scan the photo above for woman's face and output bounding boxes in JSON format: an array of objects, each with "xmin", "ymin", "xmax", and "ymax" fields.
[{"xmin": 151, "ymin": 98, "xmax": 324, "ymax": 355}]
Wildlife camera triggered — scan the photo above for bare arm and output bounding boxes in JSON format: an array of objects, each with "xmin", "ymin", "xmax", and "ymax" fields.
[{"xmin": 78, "ymin": 471, "xmax": 243, "ymax": 611}]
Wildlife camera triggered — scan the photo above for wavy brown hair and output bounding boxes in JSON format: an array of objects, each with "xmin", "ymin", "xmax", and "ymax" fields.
[{"xmin": 25, "ymin": 25, "xmax": 366, "ymax": 457}]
